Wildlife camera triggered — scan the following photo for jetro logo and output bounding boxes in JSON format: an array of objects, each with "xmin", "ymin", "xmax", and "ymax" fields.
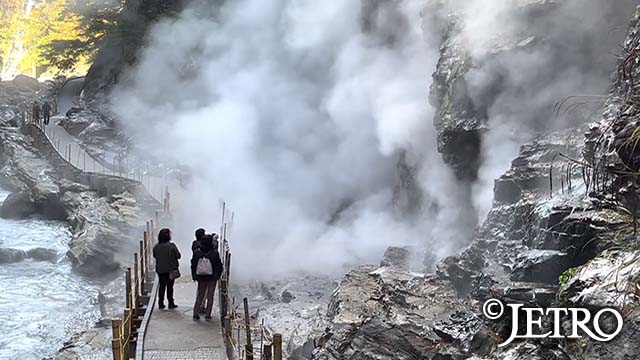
[{"xmin": 482, "ymin": 299, "xmax": 624, "ymax": 347}]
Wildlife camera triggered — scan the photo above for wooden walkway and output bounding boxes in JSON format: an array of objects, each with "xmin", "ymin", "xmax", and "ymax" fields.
[
  {"xmin": 30, "ymin": 79, "xmax": 228, "ymax": 359},
  {"xmin": 143, "ymin": 280, "xmax": 225, "ymax": 359}
]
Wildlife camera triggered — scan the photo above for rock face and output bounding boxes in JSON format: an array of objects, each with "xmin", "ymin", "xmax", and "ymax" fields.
[
  {"xmin": 0, "ymin": 125, "xmax": 150, "ymax": 276},
  {"xmin": 83, "ymin": 0, "xmax": 190, "ymax": 98},
  {"xmin": 311, "ymin": 2, "xmax": 640, "ymax": 359},
  {"xmin": 313, "ymin": 266, "xmax": 484, "ymax": 359},
  {"xmin": 430, "ymin": 0, "xmax": 636, "ymax": 182}
]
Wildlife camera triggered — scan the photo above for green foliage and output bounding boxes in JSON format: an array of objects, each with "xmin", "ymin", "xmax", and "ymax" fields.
[{"xmin": 558, "ymin": 267, "xmax": 578, "ymax": 286}]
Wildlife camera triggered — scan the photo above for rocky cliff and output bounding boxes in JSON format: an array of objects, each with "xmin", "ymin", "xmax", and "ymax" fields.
[{"xmin": 310, "ymin": 2, "xmax": 640, "ymax": 359}]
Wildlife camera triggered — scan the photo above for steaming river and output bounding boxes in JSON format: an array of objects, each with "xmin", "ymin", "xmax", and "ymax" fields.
[{"xmin": 0, "ymin": 189, "xmax": 101, "ymax": 359}]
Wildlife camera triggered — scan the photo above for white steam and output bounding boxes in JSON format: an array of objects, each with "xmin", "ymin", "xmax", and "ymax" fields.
[
  {"xmin": 110, "ymin": 0, "xmax": 635, "ymax": 279},
  {"xmin": 111, "ymin": 0, "xmax": 460, "ymax": 279},
  {"xmin": 451, "ymin": 0, "xmax": 637, "ymax": 219}
]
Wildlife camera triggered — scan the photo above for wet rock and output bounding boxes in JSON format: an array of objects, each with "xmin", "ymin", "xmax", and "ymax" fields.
[
  {"xmin": 510, "ymin": 249, "xmax": 571, "ymax": 284},
  {"xmin": 26, "ymin": 247, "xmax": 59, "ymax": 262},
  {"xmin": 314, "ymin": 266, "xmax": 469, "ymax": 359},
  {"xmin": 49, "ymin": 326, "xmax": 112, "ymax": 360},
  {"xmin": 558, "ymin": 250, "xmax": 640, "ymax": 309},
  {"xmin": 65, "ymin": 190, "xmax": 146, "ymax": 276},
  {"xmin": 0, "ymin": 191, "xmax": 36, "ymax": 218},
  {"xmin": 281, "ymin": 289, "xmax": 296, "ymax": 304},
  {"xmin": 380, "ymin": 245, "xmax": 414, "ymax": 270},
  {"xmin": 433, "ymin": 312, "xmax": 495, "ymax": 357},
  {"xmin": 0, "ymin": 248, "xmax": 26, "ymax": 263}
]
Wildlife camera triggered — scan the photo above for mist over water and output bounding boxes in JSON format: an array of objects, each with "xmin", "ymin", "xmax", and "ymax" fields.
[{"xmin": 0, "ymin": 189, "xmax": 101, "ymax": 360}]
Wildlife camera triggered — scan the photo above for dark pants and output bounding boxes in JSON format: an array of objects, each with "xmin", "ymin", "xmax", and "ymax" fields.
[
  {"xmin": 194, "ymin": 280, "xmax": 216, "ymax": 318},
  {"xmin": 158, "ymin": 272, "xmax": 175, "ymax": 306},
  {"xmin": 43, "ymin": 112, "xmax": 50, "ymax": 125}
]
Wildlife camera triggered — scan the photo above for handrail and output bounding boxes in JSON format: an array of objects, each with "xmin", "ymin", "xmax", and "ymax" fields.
[
  {"xmin": 20, "ymin": 111, "xmax": 168, "ymax": 204},
  {"xmin": 217, "ymin": 205, "xmax": 283, "ymax": 360},
  {"xmin": 111, "ymin": 214, "xmax": 170, "ymax": 360}
]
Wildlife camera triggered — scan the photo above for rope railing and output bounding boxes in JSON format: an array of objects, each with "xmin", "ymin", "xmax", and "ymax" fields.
[
  {"xmin": 217, "ymin": 204, "xmax": 283, "ymax": 360},
  {"xmin": 111, "ymin": 195, "xmax": 171, "ymax": 360},
  {"xmin": 19, "ymin": 110, "xmax": 169, "ymax": 203}
]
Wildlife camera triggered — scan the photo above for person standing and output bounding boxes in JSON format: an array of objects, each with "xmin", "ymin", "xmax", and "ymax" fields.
[
  {"xmin": 153, "ymin": 228, "xmax": 181, "ymax": 309},
  {"xmin": 32, "ymin": 101, "xmax": 40, "ymax": 124},
  {"xmin": 42, "ymin": 102, "xmax": 51, "ymax": 125},
  {"xmin": 192, "ymin": 228, "xmax": 207, "ymax": 314},
  {"xmin": 191, "ymin": 234, "xmax": 223, "ymax": 320}
]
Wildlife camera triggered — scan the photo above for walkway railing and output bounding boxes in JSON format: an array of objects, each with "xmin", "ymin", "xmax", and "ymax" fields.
[
  {"xmin": 111, "ymin": 204, "xmax": 171, "ymax": 360},
  {"xmin": 19, "ymin": 109, "xmax": 289, "ymax": 359},
  {"xmin": 217, "ymin": 206, "xmax": 284, "ymax": 360},
  {"xmin": 20, "ymin": 110, "xmax": 169, "ymax": 203}
]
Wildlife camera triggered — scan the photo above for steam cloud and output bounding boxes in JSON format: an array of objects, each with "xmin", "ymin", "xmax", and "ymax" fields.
[
  {"xmin": 111, "ymin": 0, "xmax": 464, "ymax": 279},
  {"xmin": 447, "ymin": 0, "xmax": 637, "ymax": 218},
  {"xmin": 110, "ymin": 0, "xmax": 636, "ymax": 279}
]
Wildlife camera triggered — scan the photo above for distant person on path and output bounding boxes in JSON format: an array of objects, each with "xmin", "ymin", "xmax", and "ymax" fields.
[
  {"xmin": 42, "ymin": 102, "xmax": 51, "ymax": 125},
  {"xmin": 153, "ymin": 228, "xmax": 181, "ymax": 310},
  {"xmin": 191, "ymin": 234, "xmax": 223, "ymax": 320},
  {"xmin": 32, "ymin": 101, "xmax": 40, "ymax": 123}
]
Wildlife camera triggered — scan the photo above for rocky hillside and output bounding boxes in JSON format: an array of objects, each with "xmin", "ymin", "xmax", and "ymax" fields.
[{"xmin": 309, "ymin": 2, "xmax": 640, "ymax": 360}]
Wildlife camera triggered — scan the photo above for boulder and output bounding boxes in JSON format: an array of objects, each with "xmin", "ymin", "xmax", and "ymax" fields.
[
  {"xmin": 510, "ymin": 249, "xmax": 572, "ymax": 284},
  {"xmin": 314, "ymin": 266, "xmax": 469, "ymax": 359},
  {"xmin": 0, "ymin": 248, "xmax": 27, "ymax": 264},
  {"xmin": 11, "ymin": 75, "xmax": 39, "ymax": 92},
  {"xmin": 380, "ymin": 245, "xmax": 415, "ymax": 270},
  {"xmin": 26, "ymin": 247, "xmax": 59, "ymax": 262},
  {"xmin": 0, "ymin": 191, "xmax": 36, "ymax": 218}
]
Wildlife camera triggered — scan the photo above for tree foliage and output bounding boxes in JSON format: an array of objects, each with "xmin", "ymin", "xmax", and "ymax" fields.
[
  {"xmin": 0, "ymin": 0, "xmax": 26, "ymax": 67},
  {"xmin": 1, "ymin": 0, "xmax": 123, "ymax": 74}
]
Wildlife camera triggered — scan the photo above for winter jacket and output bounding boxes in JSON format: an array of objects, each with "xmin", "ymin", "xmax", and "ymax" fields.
[
  {"xmin": 153, "ymin": 242, "xmax": 181, "ymax": 274},
  {"xmin": 191, "ymin": 241, "xmax": 223, "ymax": 282}
]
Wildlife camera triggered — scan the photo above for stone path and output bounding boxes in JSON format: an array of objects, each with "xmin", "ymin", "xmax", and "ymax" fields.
[{"xmin": 143, "ymin": 281, "xmax": 225, "ymax": 359}]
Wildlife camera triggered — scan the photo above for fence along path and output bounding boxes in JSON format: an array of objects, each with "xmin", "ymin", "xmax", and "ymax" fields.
[{"xmin": 27, "ymin": 82, "xmax": 285, "ymax": 359}]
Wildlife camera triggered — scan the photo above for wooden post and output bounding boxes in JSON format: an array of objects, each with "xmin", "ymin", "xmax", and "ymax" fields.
[
  {"xmin": 143, "ymin": 231, "xmax": 149, "ymax": 272},
  {"xmin": 134, "ymin": 253, "xmax": 139, "ymax": 315},
  {"xmin": 111, "ymin": 318, "xmax": 122, "ymax": 360},
  {"xmin": 125, "ymin": 268, "xmax": 132, "ymax": 310},
  {"xmin": 224, "ymin": 315, "xmax": 232, "ymax": 338},
  {"xmin": 140, "ymin": 241, "xmax": 145, "ymax": 288},
  {"xmin": 123, "ymin": 308, "xmax": 131, "ymax": 355},
  {"xmin": 220, "ymin": 277, "xmax": 227, "ymax": 322},
  {"xmin": 244, "ymin": 298, "xmax": 253, "ymax": 360},
  {"xmin": 263, "ymin": 344, "xmax": 273, "ymax": 360},
  {"xmin": 273, "ymin": 334, "xmax": 282, "ymax": 360}
]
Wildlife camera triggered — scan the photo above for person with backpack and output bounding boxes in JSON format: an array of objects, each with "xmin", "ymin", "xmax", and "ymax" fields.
[
  {"xmin": 153, "ymin": 228, "xmax": 181, "ymax": 310},
  {"xmin": 191, "ymin": 234, "xmax": 223, "ymax": 320}
]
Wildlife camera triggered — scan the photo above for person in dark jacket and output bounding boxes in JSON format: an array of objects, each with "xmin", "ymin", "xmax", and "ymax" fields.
[
  {"xmin": 191, "ymin": 234, "xmax": 223, "ymax": 320},
  {"xmin": 32, "ymin": 101, "xmax": 40, "ymax": 123},
  {"xmin": 192, "ymin": 228, "xmax": 207, "ymax": 314},
  {"xmin": 153, "ymin": 228, "xmax": 181, "ymax": 309},
  {"xmin": 192, "ymin": 228, "xmax": 206, "ymax": 251},
  {"xmin": 42, "ymin": 102, "xmax": 51, "ymax": 125}
]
